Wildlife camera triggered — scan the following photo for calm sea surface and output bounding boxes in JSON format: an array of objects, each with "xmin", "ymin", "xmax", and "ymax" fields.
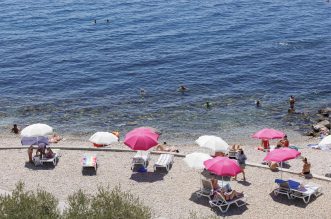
[{"xmin": 0, "ymin": 0, "xmax": 330, "ymax": 140}]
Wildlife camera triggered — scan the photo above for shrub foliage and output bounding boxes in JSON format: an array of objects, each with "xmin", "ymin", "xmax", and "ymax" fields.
[
  {"xmin": 0, "ymin": 182, "xmax": 60, "ymax": 219},
  {"xmin": 0, "ymin": 182, "xmax": 151, "ymax": 219}
]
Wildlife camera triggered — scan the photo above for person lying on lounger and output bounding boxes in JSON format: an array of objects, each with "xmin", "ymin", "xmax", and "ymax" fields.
[
  {"xmin": 215, "ymin": 188, "xmax": 243, "ymax": 201},
  {"xmin": 156, "ymin": 142, "xmax": 179, "ymax": 153}
]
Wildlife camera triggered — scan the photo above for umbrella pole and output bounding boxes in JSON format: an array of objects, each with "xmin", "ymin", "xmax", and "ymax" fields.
[{"xmin": 281, "ymin": 161, "xmax": 283, "ymax": 179}]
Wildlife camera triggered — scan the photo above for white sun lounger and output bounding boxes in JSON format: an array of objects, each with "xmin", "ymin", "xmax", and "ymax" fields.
[
  {"xmin": 33, "ymin": 149, "xmax": 61, "ymax": 166},
  {"xmin": 209, "ymin": 191, "xmax": 247, "ymax": 213},
  {"xmin": 290, "ymin": 184, "xmax": 322, "ymax": 204},
  {"xmin": 153, "ymin": 154, "xmax": 174, "ymax": 172},
  {"xmin": 131, "ymin": 151, "xmax": 150, "ymax": 170},
  {"xmin": 196, "ymin": 178, "xmax": 215, "ymax": 200},
  {"xmin": 82, "ymin": 154, "xmax": 97, "ymax": 172},
  {"xmin": 196, "ymin": 178, "xmax": 231, "ymax": 200}
]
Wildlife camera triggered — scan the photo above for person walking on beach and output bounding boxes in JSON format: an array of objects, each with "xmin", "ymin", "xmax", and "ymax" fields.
[
  {"xmin": 234, "ymin": 149, "xmax": 247, "ymax": 181},
  {"xmin": 289, "ymin": 95, "xmax": 295, "ymax": 112}
]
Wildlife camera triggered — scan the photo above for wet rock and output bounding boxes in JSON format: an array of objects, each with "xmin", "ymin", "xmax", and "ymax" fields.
[
  {"xmin": 318, "ymin": 120, "xmax": 330, "ymax": 129},
  {"xmin": 318, "ymin": 107, "xmax": 331, "ymax": 116},
  {"xmin": 305, "ymin": 130, "xmax": 317, "ymax": 137},
  {"xmin": 312, "ymin": 123, "xmax": 325, "ymax": 132}
]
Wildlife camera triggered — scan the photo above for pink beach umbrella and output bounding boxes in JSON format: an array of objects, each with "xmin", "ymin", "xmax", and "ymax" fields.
[
  {"xmin": 263, "ymin": 148, "xmax": 301, "ymax": 178},
  {"xmin": 124, "ymin": 127, "xmax": 159, "ymax": 150},
  {"xmin": 263, "ymin": 148, "xmax": 301, "ymax": 162},
  {"xmin": 204, "ymin": 157, "xmax": 241, "ymax": 177},
  {"xmin": 252, "ymin": 128, "xmax": 285, "ymax": 140}
]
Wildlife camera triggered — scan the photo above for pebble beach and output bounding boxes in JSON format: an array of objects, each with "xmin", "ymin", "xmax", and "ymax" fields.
[{"xmin": 1, "ymin": 133, "xmax": 330, "ymax": 218}]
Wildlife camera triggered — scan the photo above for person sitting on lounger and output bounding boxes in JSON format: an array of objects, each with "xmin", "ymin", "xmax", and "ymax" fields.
[
  {"xmin": 49, "ymin": 133, "xmax": 62, "ymax": 143},
  {"xmin": 156, "ymin": 142, "xmax": 179, "ymax": 153},
  {"xmin": 299, "ymin": 157, "xmax": 311, "ymax": 176},
  {"xmin": 45, "ymin": 147, "xmax": 55, "ymax": 158}
]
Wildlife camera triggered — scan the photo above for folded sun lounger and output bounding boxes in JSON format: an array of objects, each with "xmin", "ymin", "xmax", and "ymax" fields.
[
  {"xmin": 131, "ymin": 151, "xmax": 150, "ymax": 170},
  {"xmin": 153, "ymin": 154, "xmax": 174, "ymax": 172},
  {"xmin": 82, "ymin": 154, "xmax": 97, "ymax": 172}
]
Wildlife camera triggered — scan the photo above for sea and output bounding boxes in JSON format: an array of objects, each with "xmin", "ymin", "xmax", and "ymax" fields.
[{"xmin": 0, "ymin": 0, "xmax": 330, "ymax": 142}]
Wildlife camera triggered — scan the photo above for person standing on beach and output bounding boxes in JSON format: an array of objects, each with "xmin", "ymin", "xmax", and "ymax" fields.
[
  {"xmin": 289, "ymin": 96, "xmax": 295, "ymax": 112},
  {"xmin": 234, "ymin": 149, "xmax": 247, "ymax": 181}
]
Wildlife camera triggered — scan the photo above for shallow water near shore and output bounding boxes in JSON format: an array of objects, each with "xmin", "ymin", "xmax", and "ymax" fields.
[{"xmin": 0, "ymin": 0, "xmax": 330, "ymax": 139}]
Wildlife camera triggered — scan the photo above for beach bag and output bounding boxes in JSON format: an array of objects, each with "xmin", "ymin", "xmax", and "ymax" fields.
[{"xmin": 33, "ymin": 156, "xmax": 42, "ymax": 166}]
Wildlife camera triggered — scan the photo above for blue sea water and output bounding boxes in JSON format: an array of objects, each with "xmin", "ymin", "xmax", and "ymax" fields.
[{"xmin": 0, "ymin": 0, "xmax": 330, "ymax": 140}]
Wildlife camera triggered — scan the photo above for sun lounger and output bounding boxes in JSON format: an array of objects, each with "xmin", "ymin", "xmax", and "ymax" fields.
[
  {"xmin": 273, "ymin": 179, "xmax": 292, "ymax": 199},
  {"xmin": 196, "ymin": 179, "xmax": 231, "ymax": 200},
  {"xmin": 209, "ymin": 191, "xmax": 247, "ymax": 213},
  {"xmin": 274, "ymin": 179, "xmax": 322, "ymax": 203},
  {"xmin": 196, "ymin": 178, "xmax": 215, "ymax": 200},
  {"xmin": 290, "ymin": 183, "xmax": 322, "ymax": 203},
  {"xmin": 131, "ymin": 151, "xmax": 150, "ymax": 170},
  {"xmin": 153, "ymin": 154, "xmax": 174, "ymax": 172},
  {"xmin": 82, "ymin": 154, "xmax": 97, "ymax": 172},
  {"xmin": 32, "ymin": 149, "xmax": 61, "ymax": 166}
]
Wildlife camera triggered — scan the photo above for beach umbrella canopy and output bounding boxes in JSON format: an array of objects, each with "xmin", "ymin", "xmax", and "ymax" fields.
[
  {"xmin": 21, "ymin": 123, "xmax": 53, "ymax": 137},
  {"xmin": 183, "ymin": 152, "xmax": 212, "ymax": 169},
  {"xmin": 204, "ymin": 157, "xmax": 241, "ymax": 177},
  {"xmin": 319, "ymin": 135, "xmax": 331, "ymax": 150},
  {"xmin": 263, "ymin": 148, "xmax": 301, "ymax": 162},
  {"xmin": 124, "ymin": 127, "xmax": 159, "ymax": 150},
  {"xmin": 252, "ymin": 128, "xmax": 285, "ymax": 140},
  {"xmin": 196, "ymin": 135, "xmax": 229, "ymax": 152},
  {"xmin": 21, "ymin": 136, "xmax": 49, "ymax": 146},
  {"xmin": 89, "ymin": 132, "xmax": 118, "ymax": 145}
]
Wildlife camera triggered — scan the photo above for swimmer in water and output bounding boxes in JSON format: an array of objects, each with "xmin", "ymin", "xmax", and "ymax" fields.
[
  {"xmin": 255, "ymin": 100, "xmax": 261, "ymax": 107},
  {"xmin": 178, "ymin": 85, "xmax": 188, "ymax": 92},
  {"xmin": 140, "ymin": 88, "xmax": 146, "ymax": 96},
  {"xmin": 204, "ymin": 101, "xmax": 212, "ymax": 108}
]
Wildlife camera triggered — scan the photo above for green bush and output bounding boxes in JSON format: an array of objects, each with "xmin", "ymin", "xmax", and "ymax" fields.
[
  {"xmin": 0, "ymin": 183, "xmax": 151, "ymax": 219},
  {"xmin": 63, "ymin": 186, "xmax": 152, "ymax": 219},
  {"xmin": 0, "ymin": 182, "xmax": 60, "ymax": 219}
]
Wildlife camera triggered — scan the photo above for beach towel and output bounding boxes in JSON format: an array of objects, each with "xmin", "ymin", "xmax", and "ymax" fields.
[{"xmin": 82, "ymin": 155, "xmax": 97, "ymax": 166}]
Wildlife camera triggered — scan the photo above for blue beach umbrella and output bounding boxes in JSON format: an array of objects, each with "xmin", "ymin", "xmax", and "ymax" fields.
[{"xmin": 21, "ymin": 136, "xmax": 49, "ymax": 146}]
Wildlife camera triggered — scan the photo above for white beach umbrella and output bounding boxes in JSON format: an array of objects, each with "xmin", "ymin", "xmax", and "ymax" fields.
[
  {"xmin": 318, "ymin": 135, "xmax": 331, "ymax": 150},
  {"xmin": 89, "ymin": 132, "xmax": 118, "ymax": 145},
  {"xmin": 183, "ymin": 152, "xmax": 212, "ymax": 169},
  {"xmin": 196, "ymin": 135, "xmax": 229, "ymax": 153},
  {"xmin": 21, "ymin": 123, "xmax": 53, "ymax": 137}
]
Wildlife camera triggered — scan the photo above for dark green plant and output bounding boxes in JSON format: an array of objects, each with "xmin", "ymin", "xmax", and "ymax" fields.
[
  {"xmin": 64, "ymin": 186, "xmax": 152, "ymax": 219},
  {"xmin": 0, "ymin": 181, "xmax": 60, "ymax": 219}
]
